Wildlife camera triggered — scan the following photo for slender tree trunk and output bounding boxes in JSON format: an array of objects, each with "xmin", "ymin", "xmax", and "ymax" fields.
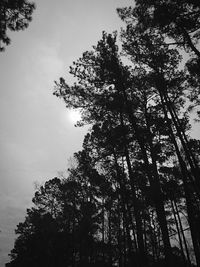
[
  {"xmin": 117, "ymin": 87, "xmax": 173, "ymax": 264},
  {"xmin": 143, "ymin": 215, "xmax": 147, "ymax": 254},
  {"xmin": 158, "ymin": 85, "xmax": 200, "ymax": 265},
  {"xmin": 124, "ymin": 147, "xmax": 146, "ymax": 263},
  {"xmin": 128, "ymin": 118, "xmax": 172, "ymax": 263},
  {"xmin": 122, "ymin": 214, "xmax": 128, "ymax": 267},
  {"xmin": 119, "ymin": 111, "xmax": 148, "ymax": 266},
  {"xmin": 143, "ymin": 103, "xmax": 173, "ymax": 265},
  {"xmin": 108, "ymin": 209, "xmax": 113, "ymax": 267},
  {"xmin": 174, "ymin": 200, "xmax": 192, "ymax": 267},
  {"xmin": 117, "ymin": 204, "xmax": 123, "ymax": 267},
  {"xmin": 102, "ymin": 197, "xmax": 105, "ymax": 263},
  {"xmin": 112, "ymin": 149, "xmax": 139, "ymax": 266},
  {"xmin": 170, "ymin": 199, "xmax": 187, "ymax": 265},
  {"xmin": 156, "ymin": 74, "xmax": 200, "ymax": 194}
]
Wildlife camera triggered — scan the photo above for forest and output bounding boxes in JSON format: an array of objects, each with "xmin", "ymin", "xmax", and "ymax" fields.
[{"xmin": 6, "ymin": 0, "xmax": 200, "ymax": 266}]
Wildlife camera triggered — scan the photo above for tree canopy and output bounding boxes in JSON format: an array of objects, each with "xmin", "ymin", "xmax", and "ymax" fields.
[
  {"xmin": 0, "ymin": 0, "xmax": 35, "ymax": 51},
  {"xmin": 6, "ymin": 1, "xmax": 200, "ymax": 267}
]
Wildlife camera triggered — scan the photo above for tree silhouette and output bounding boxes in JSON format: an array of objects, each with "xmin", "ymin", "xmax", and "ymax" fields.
[
  {"xmin": 7, "ymin": 1, "xmax": 200, "ymax": 266},
  {"xmin": 117, "ymin": 0, "xmax": 200, "ymax": 57},
  {"xmin": 54, "ymin": 31, "xmax": 198, "ymax": 266},
  {"xmin": 0, "ymin": 0, "xmax": 35, "ymax": 51}
]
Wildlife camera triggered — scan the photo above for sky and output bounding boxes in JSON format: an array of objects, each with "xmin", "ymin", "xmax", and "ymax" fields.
[
  {"xmin": 0, "ymin": 1, "xmax": 199, "ymax": 266},
  {"xmin": 0, "ymin": 0, "xmax": 134, "ymax": 265}
]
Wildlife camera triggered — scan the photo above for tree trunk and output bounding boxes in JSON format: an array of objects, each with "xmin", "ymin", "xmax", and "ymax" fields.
[
  {"xmin": 171, "ymin": 199, "xmax": 187, "ymax": 265},
  {"xmin": 156, "ymin": 73, "xmax": 200, "ymax": 194},
  {"xmin": 158, "ymin": 83, "xmax": 200, "ymax": 265},
  {"xmin": 174, "ymin": 200, "xmax": 192, "ymax": 267},
  {"xmin": 118, "ymin": 85, "xmax": 173, "ymax": 264}
]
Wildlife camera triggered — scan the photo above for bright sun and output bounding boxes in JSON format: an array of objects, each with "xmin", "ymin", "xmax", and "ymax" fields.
[{"xmin": 67, "ymin": 110, "xmax": 81, "ymax": 124}]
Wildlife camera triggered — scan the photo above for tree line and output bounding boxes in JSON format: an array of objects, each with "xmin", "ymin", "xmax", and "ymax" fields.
[{"xmin": 6, "ymin": 1, "xmax": 200, "ymax": 266}]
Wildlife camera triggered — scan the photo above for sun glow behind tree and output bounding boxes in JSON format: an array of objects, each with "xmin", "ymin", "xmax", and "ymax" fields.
[{"xmin": 67, "ymin": 109, "xmax": 82, "ymax": 124}]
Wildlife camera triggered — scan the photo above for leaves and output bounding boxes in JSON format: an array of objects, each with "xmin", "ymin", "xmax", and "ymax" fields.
[{"xmin": 0, "ymin": 0, "xmax": 35, "ymax": 51}]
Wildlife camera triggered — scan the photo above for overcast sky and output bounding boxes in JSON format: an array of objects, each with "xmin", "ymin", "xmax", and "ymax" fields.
[
  {"xmin": 0, "ymin": 0, "xmax": 135, "ymax": 265},
  {"xmin": 0, "ymin": 1, "xmax": 199, "ymax": 266}
]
